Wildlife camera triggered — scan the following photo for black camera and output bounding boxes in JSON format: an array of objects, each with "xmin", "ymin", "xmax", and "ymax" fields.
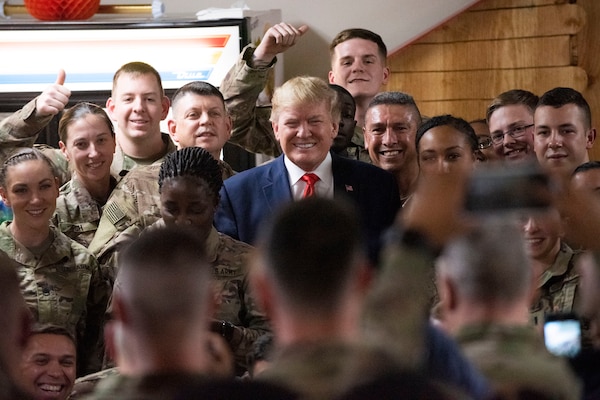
[{"xmin": 464, "ymin": 162, "xmax": 553, "ymax": 213}]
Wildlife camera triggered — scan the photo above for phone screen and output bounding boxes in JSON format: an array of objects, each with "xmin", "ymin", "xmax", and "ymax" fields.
[{"xmin": 543, "ymin": 318, "xmax": 581, "ymax": 357}]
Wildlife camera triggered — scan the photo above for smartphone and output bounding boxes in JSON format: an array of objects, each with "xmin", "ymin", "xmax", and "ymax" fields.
[
  {"xmin": 464, "ymin": 162, "xmax": 553, "ymax": 213},
  {"xmin": 543, "ymin": 313, "xmax": 582, "ymax": 358}
]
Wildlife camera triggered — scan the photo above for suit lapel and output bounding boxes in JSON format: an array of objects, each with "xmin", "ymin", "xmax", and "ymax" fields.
[
  {"xmin": 262, "ymin": 156, "xmax": 292, "ymax": 210},
  {"xmin": 332, "ymin": 153, "xmax": 358, "ymax": 200}
]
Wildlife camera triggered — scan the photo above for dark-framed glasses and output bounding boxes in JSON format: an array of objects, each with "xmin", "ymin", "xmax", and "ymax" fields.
[{"xmin": 490, "ymin": 124, "xmax": 534, "ymax": 145}]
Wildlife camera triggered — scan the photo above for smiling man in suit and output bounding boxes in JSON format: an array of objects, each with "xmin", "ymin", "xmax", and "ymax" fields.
[{"xmin": 214, "ymin": 76, "xmax": 400, "ymax": 264}]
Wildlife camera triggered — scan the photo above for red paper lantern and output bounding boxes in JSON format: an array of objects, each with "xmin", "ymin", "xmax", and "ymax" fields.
[{"xmin": 24, "ymin": 0, "xmax": 100, "ymax": 20}]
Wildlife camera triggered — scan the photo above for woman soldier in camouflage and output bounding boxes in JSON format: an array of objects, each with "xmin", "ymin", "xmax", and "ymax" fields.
[
  {"xmin": 108, "ymin": 146, "xmax": 270, "ymax": 376},
  {"xmin": 0, "ymin": 147, "xmax": 109, "ymax": 376},
  {"xmin": 53, "ymin": 103, "xmax": 118, "ymax": 247}
]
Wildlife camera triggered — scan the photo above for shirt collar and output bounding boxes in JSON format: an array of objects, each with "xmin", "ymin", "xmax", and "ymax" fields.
[
  {"xmin": 284, "ymin": 152, "xmax": 333, "ymax": 185},
  {"xmin": 205, "ymin": 227, "xmax": 220, "ymax": 263}
]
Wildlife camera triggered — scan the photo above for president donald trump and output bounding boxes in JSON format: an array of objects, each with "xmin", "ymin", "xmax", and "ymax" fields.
[{"xmin": 214, "ymin": 76, "xmax": 400, "ymax": 263}]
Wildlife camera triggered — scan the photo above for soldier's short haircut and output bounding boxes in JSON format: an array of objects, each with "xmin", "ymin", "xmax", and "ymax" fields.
[
  {"xmin": 116, "ymin": 226, "xmax": 211, "ymax": 333},
  {"xmin": 158, "ymin": 147, "xmax": 223, "ymax": 206},
  {"xmin": 29, "ymin": 323, "xmax": 77, "ymax": 346},
  {"xmin": 416, "ymin": 114, "xmax": 479, "ymax": 154},
  {"xmin": 58, "ymin": 102, "xmax": 115, "ymax": 144},
  {"xmin": 112, "ymin": 61, "xmax": 164, "ymax": 95},
  {"xmin": 329, "ymin": 28, "xmax": 387, "ymax": 63},
  {"xmin": 270, "ymin": 76, "xmax": 341, "ymax": 125},
  {"xmin": 329, "ymin": 84, "xmax": 356, "ymax": 110},
  {"xmin": 258, "ymin": 197, "xmax": 364, "ymax": 315},
  {"xmin": 438, "ymin": 223, "xmax": 531, "ymax": 304},
  {"xmin": 366, "ymin": 91, "xmax": 422, "ymax": 124},
  {"xmin": 486, "ymin": 89, "xmax": 539, "ymax": 123},
  {"xmin": 573, "ymin": 160, "xmax": 600, "ymax": 176},
  {"xmin": 538, "ymin": 87, "xmax": 592, "ymax": 129},
  {"xmin": 0, "ymin": 147, "xmax": 57, "ymax": 188},
  {"xmin": 170, "ymin": 81, "xmax": 225, "ymax": 113}
]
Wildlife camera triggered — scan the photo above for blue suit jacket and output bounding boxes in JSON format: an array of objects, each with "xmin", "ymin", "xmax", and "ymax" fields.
[{"xmin": 214, "ymin": 153, "xmax": 400, "ymax": 263}]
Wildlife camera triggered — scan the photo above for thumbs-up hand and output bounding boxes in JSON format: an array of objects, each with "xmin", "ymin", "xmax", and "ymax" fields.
[
  {"xmin": 252, "ymin": 23, "xmax": 309, "ymax": 67},
  {"xmin": 35, "ymin": 69, "xmax": 71, "ymax": 117}
]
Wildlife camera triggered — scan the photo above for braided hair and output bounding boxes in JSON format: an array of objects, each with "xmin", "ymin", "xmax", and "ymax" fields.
[
  {"xmin": 158, "ymin": 147, "xmax": 223, "ymax": 205},
  {"xmin": 0, "ymin": 147, "xmax": 57, "ymax": 188}
]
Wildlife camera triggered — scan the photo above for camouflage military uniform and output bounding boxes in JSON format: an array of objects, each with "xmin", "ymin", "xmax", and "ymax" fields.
[
  {"xmin": 53, "ymin": 174, "xmax": 119, "ymax": 248},
  {"xmin": 259, "ymin": 341, "xmax": 402, "ymax": 400},
  {"xmin": 362, "ymin": 240, "xmax": 433, "ymax": 367},
  {"xmin": 0, "ymin": 222, "xmax": 110, "ymax": 375},
  {"xmin": 0, "ymin": 97, "xmax": 176, "ymax": 184},
  {"xmin": 530, "ymin": 241, "xmax": 581, "ymax": 327},
  {"xmin": 345, "ymin": 126, "xmax": 372, "ymax": 163},
  {"xmin": 78, "ymin": 371, "xmax": 209, "ymax": 400},
  {"xmin": 455, "ymin": 323, "xmax": 581, "ymax": 399},
  {"xmin": 107, "ymin": 222, "xmax": 270, "ymax": 372},
  {"xmin": 69, "ymin": 367, "xmax": 120, "ymax": 399},
  {"xmin": 88, "ymin": 159, "xmax": 235, "ymax": 273}
]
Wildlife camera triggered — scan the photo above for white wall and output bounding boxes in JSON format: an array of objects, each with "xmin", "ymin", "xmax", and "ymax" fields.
[
  {"xmin": 7, "ymin": 0, "xmax": 479, "ymax": 80},
  {"xmin": 165, "ymin": 0, "xmax": 480, "ymax": 79}
]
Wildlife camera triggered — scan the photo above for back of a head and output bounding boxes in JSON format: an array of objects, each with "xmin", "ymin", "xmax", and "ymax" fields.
[
  {"xmin": 258, "ymin": 197, "xmax": 364, "ymax": 314},
  {"xmin": 537, "ymin": 87, "xmax": 592, "ymax": 129},
  {"xmin": 270, "ymin": 76, "xmax": 341, "ymax": 124},
  {"xmin": 486, "ymin": 89, "xmax": 539, "ymax": 123},
  {"xmin": 439, "ymin": 223, "xmax": 531, "ymax": 305},
  {"xmin": 116, "ymin": 226, "xmax": 211, "ymax": 333}
]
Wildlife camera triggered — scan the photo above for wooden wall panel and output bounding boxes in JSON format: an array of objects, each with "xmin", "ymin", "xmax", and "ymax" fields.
[
  {"xmin": 416, "ymin": 100, "xmax": 493, "ymax": 121},
  {"xmin": 389, "ymin": 67, "xmax": 588, "ymax": 101},
  {"xmin": 470, "ymin": 0, "xmax": 569, "ymax": 11},
  {"xmin": 390, "ymin": 36, "xmax": 573, "ymax": 72},
  {"xmin": 387, "ymin": 0, "xmax": 598, "ymax": 161},
  {"xmin": 419, "ymin": 4, "xmax": 585, "ymax": 43},
  {"xmin": 575, "ymin": 0, "xmax": 600, "ymax": 161}
]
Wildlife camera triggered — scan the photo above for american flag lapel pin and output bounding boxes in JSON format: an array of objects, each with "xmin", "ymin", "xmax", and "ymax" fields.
[{"xmin": 345, "ymin": 184, "xmax": 353, "ymax": 192}]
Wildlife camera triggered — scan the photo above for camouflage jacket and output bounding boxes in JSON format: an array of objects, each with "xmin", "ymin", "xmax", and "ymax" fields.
[
  {"xmin": 78, "ymin": 372, "xmax": 209, "ymax": 400},
  {"xmin": 88, "ymin": 159, "xmax": 235, "ymax": 268},
  {"xmin": 530, "ymin": 242, "xmax": 581, "ymax": 327},
  {"xmin": 107, "ymin": 223, "xmax": 270, "ymax": 371},
  {"xmin": 260, "ymin": 340, "xmax": 401, "ymax": 400},
  {"xmin": 455, "ymin": 323, "xmax": 581, "ymax": 399},
  {"xmin": 220, "ymin": 45, "xmax": 281, "ymax": 157},
  {"xmin": 0, "ymin": 222, "xmax": 110, "ymax": 375},
  {"xmin": 0, "ymin": 97, "xmax": 176, "ymax": 184},
  {"xmin": 362, "ymin": 240, "xmax": 433, "ymax": 367},
  {"xmin": 53, "ymin": 174, "xmax": 119, "ymax": 248},
  {"xmin": 69, "ymin": 367, "xmax": 120, "ymax": 400}
]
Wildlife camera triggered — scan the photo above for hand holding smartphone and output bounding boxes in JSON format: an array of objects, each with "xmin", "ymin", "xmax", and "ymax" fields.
[{"xmin": 543, "ymin": 313, "xmax": 582, "ymax": 358}]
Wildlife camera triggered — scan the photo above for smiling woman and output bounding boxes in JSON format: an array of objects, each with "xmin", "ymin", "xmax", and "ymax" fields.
[
  {"xmin": 0, "ymin": 147, "xmax": 109, "ymax": 376},
  {"xmin": 53, "ymin": 102, "xmax": 117, "ymax": 248}
]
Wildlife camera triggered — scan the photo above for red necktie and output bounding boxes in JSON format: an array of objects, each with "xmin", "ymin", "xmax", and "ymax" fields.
[{"xmin": 300, "ymin": 173, "xmax": 320, "ymax": 198}]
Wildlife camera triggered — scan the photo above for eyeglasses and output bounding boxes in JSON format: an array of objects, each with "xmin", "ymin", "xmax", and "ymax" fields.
[
  {"xmin": 490, "ymin": 124, "xmax": 534, "ymax": 145},
  {"xmin": 477, "ymin": 136, "xmax": 493, "ymax": 150}
]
